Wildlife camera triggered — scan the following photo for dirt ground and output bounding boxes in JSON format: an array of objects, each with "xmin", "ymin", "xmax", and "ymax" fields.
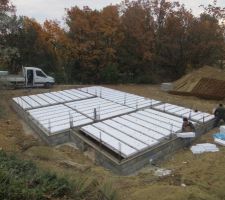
[{"xmin": 1, "ymin": 84, "xmax": 225, "ymax": 200}]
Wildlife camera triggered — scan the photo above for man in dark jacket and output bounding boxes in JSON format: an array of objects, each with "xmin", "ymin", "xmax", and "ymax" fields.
[
  {"xmin": 214, "ymin": 104, "xmax": 225, "ymax": 127},
  {"xmin": 182, "ymin": 117, "xmax": 195, "ymax": 132}
]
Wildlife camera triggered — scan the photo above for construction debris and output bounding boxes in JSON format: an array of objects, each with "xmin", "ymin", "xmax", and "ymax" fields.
[
  {"xmin": 154, "ymin": 168, "xmax": 172, "ymax": 177},
  {"xmin": 190, "ymin": 143, "xmax": 219, "ymax": 154}
]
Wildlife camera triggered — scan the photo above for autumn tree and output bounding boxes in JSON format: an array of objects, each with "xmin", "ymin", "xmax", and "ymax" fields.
[
  {"xmin": 0, "ymin": 0, "xmax": 20, "ymax": 71},
  {"xmin": 1, "ymin": 0, "xmax": 225, "ymax": 83}
]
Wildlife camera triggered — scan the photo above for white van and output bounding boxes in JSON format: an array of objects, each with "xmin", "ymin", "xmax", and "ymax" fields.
[{"xmin": 0, "ymin": 66, "xmax": 55, "ymax": 88}]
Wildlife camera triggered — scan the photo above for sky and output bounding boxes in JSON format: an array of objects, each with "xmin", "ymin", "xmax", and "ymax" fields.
[{"xmin": 11, "ymin": 0, "xmax": 225, "ymax": 25}]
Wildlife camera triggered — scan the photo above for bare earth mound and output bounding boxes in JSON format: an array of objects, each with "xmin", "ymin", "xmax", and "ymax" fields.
[{"xmin": 174, "ymin": 66, "xmax": 225, "ymax": 92}]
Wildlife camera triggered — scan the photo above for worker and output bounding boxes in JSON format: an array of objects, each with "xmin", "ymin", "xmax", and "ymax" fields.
[
  {"xmin": 182, "ymin": 117, "xmax": 195, "ymax": 132},
  {"xmin": 213, "ymin": 104, "xmax": 225, "ymax": 127},
  {"xmin": 181, "ymin": 117, "xmax": 195, "ymax": 147}
]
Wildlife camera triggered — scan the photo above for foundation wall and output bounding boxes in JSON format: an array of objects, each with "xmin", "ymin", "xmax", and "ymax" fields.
[
  {"xmin": 11, "ymin": 101, "xmax": 71, "ymax": 146},
  {"xmin": 71, "ymin": 121, "xmax": 214, "ymax": 175},
  {"xmin": 11, "ymin": 100, "xmax": 215, "ymax": 175}
]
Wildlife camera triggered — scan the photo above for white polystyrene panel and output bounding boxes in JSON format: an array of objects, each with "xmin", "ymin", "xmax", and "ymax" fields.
[
  {"xmin": 153, "ymin": 103, "xmax": 214, "ymax": 123},
  {"xmin": 21, "ymin": 96, "xmax": 40, "ymax": 108},
  {"xmin": 58, "ymin": 91, "xmax": 80, "ymax": 100},
  {"xmin": 130, "ymin": 113, "xmax": 181, "ymax": 132},
  {"xmin": 36, "ymin": 94, "xmax": 57, "ymax": 104},
  {"xmin": 29, "ymin": 95, "xmax": 49, "ymax": 106},
  {"xmin": 29, "ymin": 108, "xmax": 68, "ymax": 118},
  {"xmin": 63, "ymin": 90, "xmax": 83, "ymax": 98},
  {"xmin": 103, "ymin": 120, "xmax": 159, "ymax": 146},
  {"xmin": 121, "ymin": 115, "xmax": 171, "ymax": 136},
  {"xmin": 167, "ymin": 106, "xmax": 186, "ymax": 112},
  {"xmin": 40, "ymin": 113, "xmax": 86, "ymax": 125},
  {"xmin": 28, "ymin": 104, "xmax": 66, "ymax": 115},
  {"xmin": 69, "ymin": 89, "xmax": 93, "ymax": 98},
  {"xmin": 80, "ymin": 86, "xmax": 161, "ymax": 109},
  {"xmin": 144, "ymin": 109, "xmax": 184, "ymax": 123},
  {"xmin": 13, "ymin": 97, "xmax": 32, "ymax": 109},
  {"xmin": 154, "ymin": 103, "xmax": 176, "ymax": 110},
  {"xmin": 28, "ymin": 105, "xmax": 93, "ymax": 134},
  {"xmin": 66, "ymin": 97, "xmax": 134, "ymax": 120},
  {"xmin": 81, "ymin": 125, "xmax": 137, "ymax": 158},
  {"xmin": 139, "ymin": 111, "xmax": 182, "ymax": 128},
  {"xmin": 112, "ymin": 117, "xmax": 164, "ymax": 140},
  {"xmin": 93, "ymin": 122, "xmax": 147, "ymax": 150},
  {"xmin": 50, "ymin": 92, "xmax": 72, "ymax": 101},
  {"xmin": 44, "ymin": 93, "xmax": 65, "ymax": 103}
]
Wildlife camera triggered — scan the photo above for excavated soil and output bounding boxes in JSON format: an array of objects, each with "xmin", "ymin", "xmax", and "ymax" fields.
[{"xmin": 174, "ymin": 66, "xmax": 225, "ymax": 93}]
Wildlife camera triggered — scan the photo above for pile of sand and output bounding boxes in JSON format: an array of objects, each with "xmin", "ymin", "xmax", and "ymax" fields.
[{"xmin": 174, "ymin": 66, "xmax": 225, "ymax": 93}]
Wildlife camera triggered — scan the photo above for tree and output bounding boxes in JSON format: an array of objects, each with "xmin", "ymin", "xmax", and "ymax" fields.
[{"xmin": 0, "ymin": 0, "xmax": 20, "ymax": 71}]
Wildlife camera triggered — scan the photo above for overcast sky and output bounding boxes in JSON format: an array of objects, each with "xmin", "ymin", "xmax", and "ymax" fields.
[{"xmin": 11, "ymin": 0, "xmax": 225, "ymax": 25}]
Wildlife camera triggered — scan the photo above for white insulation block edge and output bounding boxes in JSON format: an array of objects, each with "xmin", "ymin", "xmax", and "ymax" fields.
[
  {"xmin": 176, "ymin": 132, "xmax": 195, "ymax": 138},
  {"xmin": 214, "ymin": 138, "xmax": 225, "ymax": 146}
]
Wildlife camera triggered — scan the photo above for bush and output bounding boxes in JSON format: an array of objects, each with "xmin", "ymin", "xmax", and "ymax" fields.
[
  {"xmin": 0, "ymin": 151, "xmax": 118, "ymax": 200},
  {"xmin": 100, "ymin": 64, "xmax": 120, "ymax": 83}
]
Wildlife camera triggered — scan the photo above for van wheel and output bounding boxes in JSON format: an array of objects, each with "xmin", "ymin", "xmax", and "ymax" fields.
[{"xmin": 44, "ymin": 82, "xmax": 52, "ymax": 88}]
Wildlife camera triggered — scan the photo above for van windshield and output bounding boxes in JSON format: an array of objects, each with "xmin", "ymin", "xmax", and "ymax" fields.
[{"xmin": 36, "ymin": 70, "xmax": 46, "ymax": 78}]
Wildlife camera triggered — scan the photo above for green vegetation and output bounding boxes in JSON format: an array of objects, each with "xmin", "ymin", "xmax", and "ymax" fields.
[{"xmin": 0, "ymin": 151, "xmax": 118, "ymax": 200}]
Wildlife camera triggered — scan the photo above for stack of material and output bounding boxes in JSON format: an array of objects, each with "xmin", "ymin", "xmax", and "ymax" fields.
[
  {"xmin": 220, "ymin": 126, "xmax": 225, "ymax": 133},
  {"xmin": 176, "ymin": 132, "xmax": 195, "ymax": 138},
  {"xmin": 214, "ymin": 138, "xmax": 225, "ymax": 146},
  {"xmin": 161, "ymin": 83, "xmax": 174, "ymax": 92},
  {"xmin": 213, "ymin": 129, "xmax": 225, "ymax": 146},
  {"xmin": 190, "ymin": 143, "xmax": 219, "ymax": 154}
]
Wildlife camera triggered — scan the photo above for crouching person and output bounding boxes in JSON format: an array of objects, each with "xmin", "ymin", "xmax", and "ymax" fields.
[
  {"xmin": 182, "ymin": 117, "xmax": 195, "ymax": 132},
  {"xmin": 182, "ymin": 117, "xmax": 195, "ymax": 147}
]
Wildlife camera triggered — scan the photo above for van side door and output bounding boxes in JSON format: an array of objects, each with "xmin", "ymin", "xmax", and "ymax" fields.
[{"xmin": 26, "ymin": 69, "xmax": 34, "ymax": 87}]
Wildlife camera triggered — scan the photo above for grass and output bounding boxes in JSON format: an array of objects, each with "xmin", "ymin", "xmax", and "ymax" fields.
[
  {"xmin": 0, "ymin": 151, "xmax": 118, "ymax": 200},
  {"xmin": 0, "ymin": 103, "xmax": 6, "ymax": 119}
]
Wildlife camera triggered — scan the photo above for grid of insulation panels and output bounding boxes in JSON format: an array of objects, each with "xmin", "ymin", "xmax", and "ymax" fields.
[
  {"xmin": 13, "ymin": 89, "xmax": 94, "ymax": 110},
  {"xmin": 28, "ymin": 104, "xmax": 93, "ymax": 134},
  {"xmin": 153, "ymin": 103, "xmax": 214, "ymax": 123},
  {"xmin": 65, "ymin": 97, "xmax": 135, "ymax": 120},
  {"xmin": 80, "ymin": 108, "xmax": 187, "ymax": 158},
  {"xmin": 79, "ymin": 86, "xmax": 161, "ymax": 109}
]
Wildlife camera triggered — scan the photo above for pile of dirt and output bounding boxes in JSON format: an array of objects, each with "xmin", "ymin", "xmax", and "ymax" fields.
[
  {"xmin": 192, "ymin": 78, "xmax": 225, "ymax": 100},
  {"xmin": 174, "ymin": 66, "xmax": 225, "ymax": 92}
]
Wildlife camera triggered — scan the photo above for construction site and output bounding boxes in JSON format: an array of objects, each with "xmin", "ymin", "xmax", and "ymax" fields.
[
  {"xmin": 12, "ymin": 85, "xmax": 216, "ymax": 175},
  {"xmin": 1, "ymin": 66, "xmax": 225, "ymax": 199}
]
